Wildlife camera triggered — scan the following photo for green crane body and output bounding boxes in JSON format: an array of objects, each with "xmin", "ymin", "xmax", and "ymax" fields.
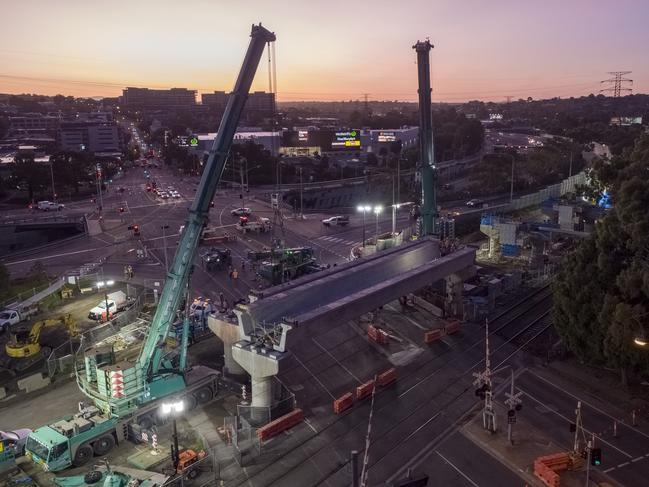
[{"xmin": 24, "ymin": 24, "xmax": 276, "ymax": 473}]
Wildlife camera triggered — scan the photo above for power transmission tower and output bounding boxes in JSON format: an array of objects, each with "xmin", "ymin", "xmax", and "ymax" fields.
[
  {"xmin": 505, "ymin": 96, "xmax": 512, "ymax": 104},
  {"xmin": 362, "ymin": 93, "xmax": 370, "ymax": 117},
  {"xmin": 600, "ymin": 71, "xmax": 632, "ymax": 97}
]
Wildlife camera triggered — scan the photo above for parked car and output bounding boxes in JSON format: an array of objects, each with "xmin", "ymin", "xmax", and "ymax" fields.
[
  {"xmin": 322, "ymin": 215, "xmax": 350, "ymax": 227},
  {"xmin": 37, "ymin": 201, "xmax": 64, "ymax": 211},
  {"xmin": 231, "ymin": 207, "xmax": 251, "ymax": 216},
  {"xmin": 466, "ymin": 199, "xmax": 484, "ymax": 208}
]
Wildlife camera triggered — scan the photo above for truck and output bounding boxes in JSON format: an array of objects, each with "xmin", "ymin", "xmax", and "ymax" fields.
[
  {"xmin": 0, "ymin": 303, "xmax": 39, "ymax": 333},
  {"xmin": 37, "ymin": 201, "xmax": 65, "ymax": 211},
  {"xmin": 24, "ymin": 23, "xmax": 276, "ymax": 473},
  {"xmin": 236, "ymin": 216, "xmax": 271, "ymax": 234},
  {"xmin": 87, "ymin": 291, "xmax": 130, "ymax": 321}
]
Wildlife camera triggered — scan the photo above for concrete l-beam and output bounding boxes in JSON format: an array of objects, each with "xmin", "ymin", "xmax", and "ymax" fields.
[{"xmin": 236, "ymin": 238, "xmax": 475, "ymax": 348}]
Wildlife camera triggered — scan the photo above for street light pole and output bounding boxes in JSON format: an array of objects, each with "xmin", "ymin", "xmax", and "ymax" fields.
[
  {"xmin": 357, "ymin": 206, "xmax": 371, "ymax": 247},
  {"xmin": 161, "ymin": 225, "xmax": 170, "ymax": 272},
  {"xmin": 50, "ymin": 161, "xmax": 56, "ymax": 202},
  {"xmin": 374, "ymin": 206, "xmax": 382, "ymax": 244}
]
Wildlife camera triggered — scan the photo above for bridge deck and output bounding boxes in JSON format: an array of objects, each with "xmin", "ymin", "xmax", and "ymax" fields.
[{"xmin": 238, "ymin": 238, "xmax": 475, "ymax": 344}]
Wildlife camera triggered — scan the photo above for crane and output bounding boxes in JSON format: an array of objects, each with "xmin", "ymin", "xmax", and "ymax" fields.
[{"xmin": 24, "ymin": 24, "xmax": 276, "ymax": 472}]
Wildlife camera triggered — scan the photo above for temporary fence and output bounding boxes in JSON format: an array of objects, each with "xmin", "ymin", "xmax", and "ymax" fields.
[{"xmin": 508, "ymin": 171, "xmax": 587, "ymax": 211}]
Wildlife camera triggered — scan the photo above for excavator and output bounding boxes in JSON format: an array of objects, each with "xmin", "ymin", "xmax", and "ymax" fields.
[{"xmin": 4, "ymin": 314, "xmax": 77, "ymax": 368}]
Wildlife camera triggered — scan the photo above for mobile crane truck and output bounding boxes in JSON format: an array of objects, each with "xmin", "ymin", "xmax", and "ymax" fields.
[{"xmin": 23, "ymin": 23, "xmax": 276, "ymax": 472}]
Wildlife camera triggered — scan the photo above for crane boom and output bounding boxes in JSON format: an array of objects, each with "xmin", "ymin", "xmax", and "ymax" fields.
[{"xmin": 137, "ymin": 24, "xmax": 276, "ymax": 379}]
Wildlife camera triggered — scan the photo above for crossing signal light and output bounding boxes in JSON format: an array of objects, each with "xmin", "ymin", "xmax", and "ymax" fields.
[
  {"xmin": 569, "ymin": 423, "xmax": 576, "ymax": 433},
  {"xmin": 591, "ymin": 448, "xmax": 602, "ymax": 466},
  {"xmin": 474, "ymin": 383, "xmax": 490, "ymax": 399},
  {"xmin": 507, "ymin": 409, "xmax": 515, "ymax": 418},
  {"xmin": 119, "ymin": 207, "xmax": 125, "ymax": 213}
]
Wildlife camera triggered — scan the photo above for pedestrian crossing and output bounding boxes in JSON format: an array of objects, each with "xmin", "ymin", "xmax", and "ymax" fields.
[{"xmin": 317, "ymin": 235, "xmax": 358, "ymax": 247}]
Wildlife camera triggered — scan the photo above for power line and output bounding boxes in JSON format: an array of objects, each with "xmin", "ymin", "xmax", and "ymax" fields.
[{"xmin": 600, "ymin": 71, "xmax": 632, "ymax": 97}]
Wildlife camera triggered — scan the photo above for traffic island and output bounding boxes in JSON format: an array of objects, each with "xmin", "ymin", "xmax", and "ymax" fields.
[{"xmin": 461, "ymin": 401, "xmax": 615, "ymax": 487}]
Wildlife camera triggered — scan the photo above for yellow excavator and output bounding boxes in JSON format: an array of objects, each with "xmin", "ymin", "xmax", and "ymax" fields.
[{"xmin": 5, "ymin": 314, "xmax": 77, "ymax": 359}]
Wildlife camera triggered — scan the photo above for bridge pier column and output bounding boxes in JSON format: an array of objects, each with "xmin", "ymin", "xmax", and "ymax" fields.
[
  {"xmin": 444, "ymin": 273, "xmax": 463, "ymax": 318},
  {"xmin": 207, "ymin": 315, "xmax": 247, "ymax": 379},
  {"xmin": 232, "ymin": 342, "xmax": 284, "ymax": 423}
]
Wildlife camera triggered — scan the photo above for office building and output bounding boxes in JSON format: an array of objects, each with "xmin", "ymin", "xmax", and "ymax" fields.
[
  {"xmin": 122, "ymin": 87, "xmax": 197, "ymax": 109},
  {"xmin": 58, "ymin": 121, "xmax": 120, "ymax": 152}
]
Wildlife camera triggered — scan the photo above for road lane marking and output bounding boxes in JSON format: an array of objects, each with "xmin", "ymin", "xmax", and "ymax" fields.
[
  {"xmin": 618, "ymin": 462, "xmax": 629, "ymax": 468},
  {"xmin": 631, "ymin": 456, "xmax": 643, "ymax": 462},
  {"xmin": 527, "ymin": 370, "xmax": 649, "ymax": 441},
  {"xmin": 4, "ymin": 246, "xmax": 108, "ymax": 265},
  {"xmin": 293, "ymin": 354, "xmax": 335, "ymax": 400},
  {"xmin": 303, "ymin": 418, "xmax": 318, "ymax": 434},
  {"xmin": 312, "ymin": 338, "xmax": 362, "ymax": 383},
  {"xmin": 436, "ymin": 450, "xmax": 480, "ymax": 487},
  {"xmin": 521, "ymin": 388, "xmax": 633, "ymax": 459}
]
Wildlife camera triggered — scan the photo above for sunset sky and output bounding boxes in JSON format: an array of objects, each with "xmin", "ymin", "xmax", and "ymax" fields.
[{"xmin": 1, "ymin": 0, "xmax": 647, "ymax": 102}]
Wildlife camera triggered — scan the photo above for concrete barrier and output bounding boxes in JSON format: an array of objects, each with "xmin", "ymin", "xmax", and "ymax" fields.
[
  {"xmin": 0, "ymin": 387, "xmax": 5, "ymax": 400},
  {"xmin": 17, "ymin": 373, "xmax": 51, "ymax": 393}
]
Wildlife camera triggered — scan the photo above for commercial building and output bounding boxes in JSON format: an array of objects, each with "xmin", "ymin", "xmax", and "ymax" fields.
[
  {"xmin": 202, "ymin": 90, "xmax": 275, "ymax": 120},
  {"xmin": 58, "ymin": 121, "xmax": 120, "ymax": 152},
  {"xmin": 9, "ymin": 113, "xmax": 61, "ymax": 135},
  {"xmin": 195, "ymin": 130, "xmax": 282, "ymax": 156},
  {"xmin": 122, "ymin": 87, "xmax": 197, "ymax": 109}
]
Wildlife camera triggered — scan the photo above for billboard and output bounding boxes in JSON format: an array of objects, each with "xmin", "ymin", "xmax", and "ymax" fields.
[
  {"xmin": 298, "ymin": 130, "xmax": 309, "ymax": 142},
  {"xmin": 331, "ymin": 129, "xmax": 361, "ymax": 150},
  {"xmin": 377, "ymin": 131, "xmax": 396, "ymax": 143},
  {"xmin": 610, "ymin": 116, "xmax": 642, "ymax": 126}
]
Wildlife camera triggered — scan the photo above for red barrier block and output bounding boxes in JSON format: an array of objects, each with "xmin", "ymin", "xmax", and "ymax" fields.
[
  {"xmin": 333, "ymin": 392, "xmax": 354, "ymax": 414},
  {"xmin": 377, "ymin": 368, "xmax": 397, "ymax": 387},
  {"xmin": 424, "ymin": 329, "xmax": 442, "ymax": 344},
  {"xmin": 257, "ymin": 408, "xmax": 304, "ymax": 441},
  {"xmin": 444, "ymin": 320, "xmax": 461, "ymax": 335},
  {"xmin": 356, "ymin": 380, "xmax": 375, "ymax": 400}
]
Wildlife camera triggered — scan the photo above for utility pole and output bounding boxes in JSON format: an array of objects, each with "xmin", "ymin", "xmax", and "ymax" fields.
[
  {"xmin": 600, "ymin": 71, "xmax": 632, "ymax": 98},
  {"xmin": 504, "ymin": 369, "xmax": 523, "ymax": 444},
  {"xmin": 161, "ymin": 225, "xmax": 170, "ymax": 272},
  {"xmin": 509, "ymin": 153, "xmax": 515, "ymax": 203},
  {"xmin": 239, "ymin": 157, "xmax": 245, "ymax": 210},
  {"xmin": 50, "ymin": 161, "xmax": 56, "ymax": 202},
  {"xmin": 569, "ymin": 152, "xmax": 573, "ymax": 178},
  {"xmin": 473, "ymin": 318, "xmax": 496, "ymax": 432},
  {"xmin": 299, "ymin": 166, "xmax": 304, "ymax": 219},
  {"xmin": 351, "ymin": 450, "xmax": 360, "ymax": 487},
  {"xmin": 585, "ymin": 433, "xmax": 594, "ymax": 487}
]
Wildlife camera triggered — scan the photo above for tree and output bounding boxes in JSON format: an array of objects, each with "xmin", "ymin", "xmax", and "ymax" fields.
[
  {"xmin": 553, "ymin": 133, "xmax": 649, "ymax": 384},
  {"xmin": 13, "ymin": 151, "xmax": 49, "ymax": 201}
]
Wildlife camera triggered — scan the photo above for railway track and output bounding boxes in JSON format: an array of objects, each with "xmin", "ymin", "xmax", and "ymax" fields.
[{"xmin": 229, "ymin": 284, "xmax": 556, "ymax": 486}]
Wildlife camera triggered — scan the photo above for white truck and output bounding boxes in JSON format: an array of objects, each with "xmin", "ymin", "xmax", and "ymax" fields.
[
  {"xmin": 87, "ymin": 291, "xmax": 130, "ymax": 321},
  {"xmin": 0, "ymin": 304, "xmax": 39, "ymax": 333},
  {"xmin": 236, "ymin": 216, "xmax": 271, "ymax": 234},
  {"xmin": 37, "ymin": 201, "xmax": 65, "ymax": 211}
]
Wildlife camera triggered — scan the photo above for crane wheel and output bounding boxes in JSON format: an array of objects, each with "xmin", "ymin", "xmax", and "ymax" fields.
[
  {"xmin": 92, "ymin": 435, "xmax": 115, "ymax": 455},
  {"xmin": 72, "ymin": 444, "xmax": 93, "ymax": 467},
  {"xmin": 194, "ymin": 387, "xmax": 212, "ymax": 404},
  {"xmin": 137, "ymin": 415, "xmax": 154, "ymax": 430},
  {"xmin": 186, "ymin": 468, "xmax": 199, "ymax": 480},
  {"xmin": 185, "ymin": 395, "xmax": 197, "ymax": 411},
  {"xmin": 84, "ymin": 471, "xmax": 104, "ymax": 484}
]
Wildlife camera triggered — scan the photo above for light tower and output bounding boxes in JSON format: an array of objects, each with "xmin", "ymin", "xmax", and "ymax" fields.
[{"xmin": 413, "ymin": 38, "xmax": 438, "ymax": 236}]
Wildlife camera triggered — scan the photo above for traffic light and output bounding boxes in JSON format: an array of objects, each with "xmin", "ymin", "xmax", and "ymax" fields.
[
  {"xmin": 591, "ymin": 448, "xmax": 602, "ymax": 466},
  {"xmin": 239, "ymin": 194, "xmax": 243, "ymax": 199},
  {"xmin": 569, "ymin": 423, "xmax": 577, "ymax": 433}
]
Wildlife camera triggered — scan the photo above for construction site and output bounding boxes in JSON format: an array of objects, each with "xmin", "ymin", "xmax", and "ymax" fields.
[{"xmin": 0, "ymin": 23, "xmax": 637, "ymax": 487}]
